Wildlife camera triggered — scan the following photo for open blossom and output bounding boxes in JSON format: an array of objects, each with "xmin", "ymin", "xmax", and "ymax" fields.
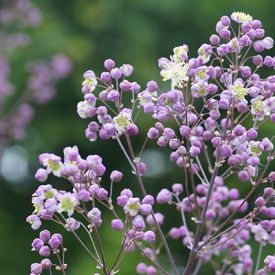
[
  {"xmin": 231, "ymin": 12, "xmax": 253, "ymax": 23},
  {"xmin": 113, "ymin": 108, "xmax": 132, "ymax": 134},
  {"xmin": 160, "ymin": 58, "xmax": 189, "ymax": 89},
  {"xmin": 82, "ymin": 70, "xmax": 97, "ymax": 93}
]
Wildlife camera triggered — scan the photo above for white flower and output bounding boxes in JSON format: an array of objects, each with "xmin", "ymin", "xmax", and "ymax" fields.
[
  {"xmin": 39, "ymin": 153, "xmax": 63, "ymax": 177},
  {"xmin": 113, "ymin": 109, "xmax": 132, "ymax": 134},
  {"xmin": 230, "ymin": 80, "xmax": 248, "ymax": 101},
  {"xmin": 248, "ymin": 141, "xmax": 263, "ymax": 156},
  {"xmin": 251, "ymin": 96, "xmax": 264, "ymax": 115},
  {"xmin": 160, "ymin": 61, "xmax": 189, "ymax": 89},
  {"xmin": 124, "ymin": 197, "xmax": 140, "ymax": 216},
  {"xmin": 231, "ymin": 12, "xmax": 253, "ymax": 23},
  {"xmin": 57, "ymin": 193, "xmax": 78, "ymax": 216},
  {"xmin": 82, "ymin": 70, "xmax": 97, "ymax": 93},
  {"xmin": 172, "ymin": 44, "xmax": 189, "ymax": 62},
  {"xmin": 77, "ymin": 100, "xmax": 95, "ymax": 119}
]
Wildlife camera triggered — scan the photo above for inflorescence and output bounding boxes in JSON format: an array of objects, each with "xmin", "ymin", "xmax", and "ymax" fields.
[{"xmin": 27, "ymin": 12, "xmax": 275, "ymax": 275}]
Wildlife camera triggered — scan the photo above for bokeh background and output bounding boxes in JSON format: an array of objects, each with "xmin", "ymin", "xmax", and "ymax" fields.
[{"xmin": 1, "ymin": 0, "xmax": 275, "ymax": 274}]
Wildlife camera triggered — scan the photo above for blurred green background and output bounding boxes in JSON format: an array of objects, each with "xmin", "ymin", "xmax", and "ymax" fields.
[{"xmin": 1, "ymin": 0, "xmax": 275, "ymax": 274}]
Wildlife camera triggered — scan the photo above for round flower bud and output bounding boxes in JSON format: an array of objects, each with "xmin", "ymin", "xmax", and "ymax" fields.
[
  {"xmin": 220, "ymin": 16, "xmax": 231, "ymax": 26},
  {"xmin": 78, "ymin": 189, "xmax": 90, "ymax": 202},
  {"xmin": 179, "ymin": 125, "xmax": 190, "ymax": 137},
  {"xmin": 139, "ymin": 203, "xmax": 152, "ymax": 215},
  {"xmin": 39, "ymin": 246, "xmax": 51, "ymax": 257},
  {"xmin": 268, "ymin": 172, "xmax": 275, "ymax": 182},
  {"xmin": 39, "ymin": 230, "xmax": 51, "ymax": 242},
  {"xmin": 41, "ymin": 259, "xmax": 52, "ymax": 270},
  {"xmin": 110, "ymin": 170, "xmax": 123, "ymax": 182},
  {"xmin": 252, "ymin": 55, "xmax": 263, "ymax": 66},
  {"xmin": 221, "ymin": 144, "xmax": 232, "ymax": 157},
  {"xmin": 142, "ymin": 195, "xmax": 155, "ymax": 205},
  {"xmin": 246, "ymin": 128, "xmax": 257, "ymax": 140},
  {"xmin": 110, "ymin": 68, "xmax": 122, "ymax": 79},
  {"xmin": 136, "ymin": 263, "xmax": 147, "ymax": 273},
  {"xmin": 156, "ymin": 189, "xmax": 172, "ymax": 204},
  {"xmin": 238, "ymin": 170, "xmax": 250, "ymax": 182},
  {"xmin": 31, "ymin": 263, "xmax": 43, "ymax": 274},
  {"xmin": 35, "ymin": 168, "xmax": 48, "ymax": 182},
  {"xmin": 146, "ymin": 80, "xmax": 158, "ymax": 92},
  {"xmin": 104, "ymin": 59, "xmax": 115, "ymax": 71},
  {"xmin": 172, "ymin": 183, "xmax": 183, "ymax": 195},
  {"xmin": 255, "ymin": 197, "xmax": 265, "ymax": 207},
  {"xmin": 143, "ymin": 230, "xmax": 156, "ymax": 243},
  {"xmin": 111, "ymin": 219, "xmax": 124, "ymax": 231}
]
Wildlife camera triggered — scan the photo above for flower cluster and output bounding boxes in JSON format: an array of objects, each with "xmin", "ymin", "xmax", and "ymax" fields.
[
  {"xmin": 0, "ymin": 0, "xmax": 71, "ymax": 146},
  {"xmin": 28, "ymin": 12, "xmax": 274, "ymax": 275}
]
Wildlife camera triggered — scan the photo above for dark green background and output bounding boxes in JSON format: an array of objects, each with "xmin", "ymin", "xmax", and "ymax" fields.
[{"xmin": 0, "ymin": 1, "xmax": 275, "ymax": 274}]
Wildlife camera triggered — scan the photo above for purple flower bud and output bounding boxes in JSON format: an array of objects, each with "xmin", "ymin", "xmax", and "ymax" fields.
[
  {"xmin": 111, "ymin": 219, "xmax": 124, "ymax": 231},
  {"xmin": 49, "ymin": 233, "xmax": 63, "ymax": 249},
  {"xmin": 41, "ymin": 259, "xmax": 52, "ymax": 269},
  {"xmin": 190, "ymin": 146, "xmax": 201, "ymax": 157},
  {"xmin": 147, "ymin": 266, "xmax": 157, "ymax": 275},
  {"xmin": 110, "ymin": 170, "xmax": 123, "ymax": 182},
  {"xmin": 238, "ymin": 170, "xmax": 250, "ymax": 182},
  {"xmin": 253, "ymin": 40, "xmax": 265, "ymax": 52},
  {"xmin": 132, "ymin": 215, "xmax": 145, "ymax": 231},
  {"xmin": 209, "ymin": 34, "xmax": 220, "ymax": 46},
  {"xmin": 39, "ymin": 246, "xmax": 51, "ymax": 257},
  {"xmin": 252, "ymin": 55, "xmax": 263, "ymax": 66},
  {"xmin": 228, "ymin": 154, "xmax": 242, "ymax": 166},
  {"xmin": 179, "ymin": 125, "xmax": 190, "ymax": 137},
  {"xmin": 246, "ymin": 128, "xmax": 257, "ymax": 140},
  {"xmin": 229, "ymin": 188, "xmax": 239, "ymax": 199},
  {"xmin": 120, "ymin": 64, "xmax": 133, "ymax": 77},
  {"xmin": 32, "ymin": 238, "xmax": 44, "ymax": 251},
  {"xmin": 264, "ymin": 187, "xmax": 273, "ymax": 198},
  {"xmin": 119, "ymin": 80, "xmax": 131, "ymax": 91},
  {"xmin": 266, "ymin": 57, "xmax": 275, "ymax": 69},
  {"xmin": 172, "ymin": 183, "xmax": 183, "ymax": 195},
  {"xmin": 78, "ymin": 189, "xmax": 90, "ymax": 202},
  {"xmin": 142, "ymin": 195, "xmax": 155, "ymax": 205},
  {"xmin": 221, "ymin": 144, "xmax": 232, "ymax": 157},
  {"xmin": 268, "ymin": 172, "xmax": 275, "ymax": 182},
  {"xmin": 100, "ymin": 72, "xmax": 111, "ymax": 83},
  {"xmin": 136, "ymin": 263, "xmax": 147, "ymax": 273},
  {"xmin": 127, "ymin": 123, "xmax": 139, "ymax": 136},
  {"xmin": 220, "ymin": 16, "xmax": 231, "ymax": 26},
  {"xmin": 220, "ymin": 29, "xmax": 231, "ymax": 39},
  {"xmin": 95, "ymin": 188, "xmax": 108, "ymax": 200},
  {"xmin": 139, "ymin": 203, "xmax": 152, "ymax": 215},
  {"xmin": 65, "ymin": 217, "xmax": 80, "ymax": 231},
  {"xmin": 117, "ymin": 195, "xmax": 129, "ymax": 207},
  {"xmin": 255, "ymin": 197, "xmax": 265, "ymax": 207},
  {"xmin": 34, "ymin": 168, "xmax": 48, "ymax": 182},
  {"xmin": 156, "ymin": 189, "xmax": 172, "ymax": 204},
  {"xmin": 206, "ymin": 209, "xmax": 216, "ymax": 219},
  {"xmin": 110, "ymin": 68, "xmax": 122, "ymax": 79},
  {"xmin": 147, "ymin": 127, "xmax": 159, "ymax": 140},
  {"xmin": 39, "ymin": 230, "xmax": 51, "ymax": 242},
  {"xmin": 240, "ymin": 66, "xmax": 251, "ymax": 78},
  {"xmin": 104, "ymin": 59, "xmax": 115, "ymax": 71},
  {"xmin": 211, "ymin": 136, "xmax": 221, "ymax": 148},
  {"xmin": 219, "ymin": 98, "xmax": 230, "ymax": 109},
  {"xmin": 247, "ymin": 156, "xmax": 260, "ymax": 167},
  {"xmin": 31, "ymin": 263, "xmax": 43, "ymax": 274},
  {"xmin": 144, "ymin": 230, "xmax": 155, "ymax": 243},
  {"xmin": 136, "ymin": 161, "xmax": 146, "ymax": 176},
  {"xmin": 147, "ymin": 80, "xmax": 158, "ymax": 92}
]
